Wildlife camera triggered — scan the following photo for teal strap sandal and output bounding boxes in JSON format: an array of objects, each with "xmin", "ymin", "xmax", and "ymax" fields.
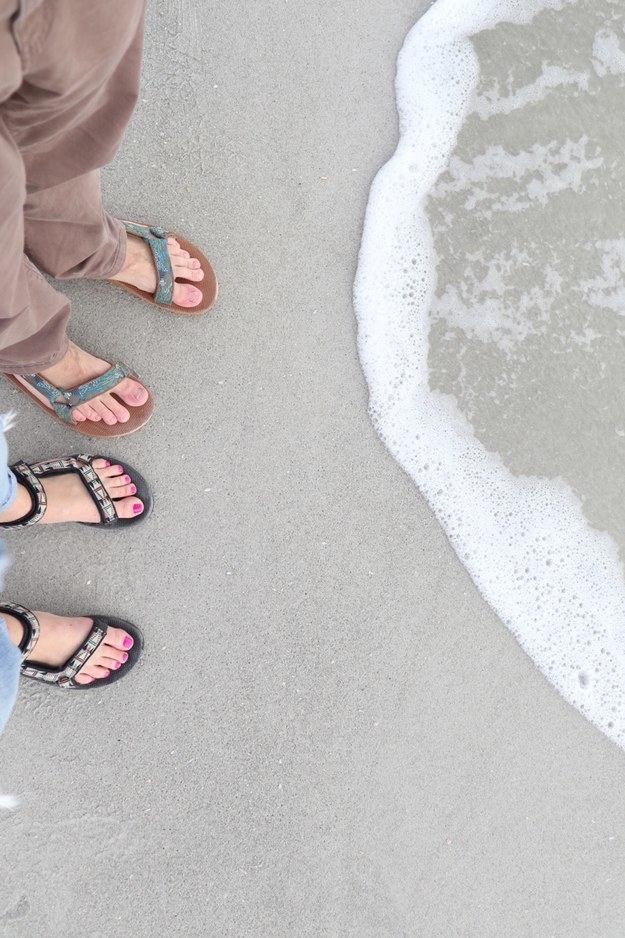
[
  {"xmin": 113, "ymin": 220, "xmax": 218, "ymax": 315},
  {"xmin": 21, "ymin": 363, "xmax": 132, "ymax": 423},
  {"xmin": 2, "ymin": 361, "xmax": 154, "ymax": 437}
]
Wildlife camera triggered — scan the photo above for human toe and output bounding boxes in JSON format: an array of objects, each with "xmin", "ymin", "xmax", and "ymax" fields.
[
  {"xmin": 74, "ymin": 672, "xmax": 96, "ymax": 685},
  {"xmin": 99, "ymin": 647, "xmax": 128, "ymax": 670},
  {"xmin": 113, "ymin": 377, "xmax": 150, "ymax": 408},
  {"xmin": 75, "ymin": 397, "xmax": 124, "ymax": 426},
  {"xmin": 105, "ymin": 626, "xmax": 134, "ymax": 652},
  {"xmin": 172, "ymin": 282, "xmax": 203, "ymax": 307},
  {"xmin": 174, "ymin": 255, "xmax": 203, "ymax": 276},
  {"xmin": 80, "ymin": 663, "xmax": 111, "ymax": 682},
  {"xmin": 112, "ymin": 496, "xmax": 144, "ymax": 518}
]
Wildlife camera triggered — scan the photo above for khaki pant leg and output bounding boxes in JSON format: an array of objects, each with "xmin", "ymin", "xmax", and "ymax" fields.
[
  {"xmin": 5, "ymin": 0, "xmax": 146, "ymax": 280},
  {"xmin": 0, "ymin": 4, "xmax": 69, "ymax": 373}
]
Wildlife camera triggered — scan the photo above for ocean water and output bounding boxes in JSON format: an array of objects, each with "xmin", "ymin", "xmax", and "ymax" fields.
[{"xmin": 354, "ymin": 0, "xmax": 625, "ymax": 747}]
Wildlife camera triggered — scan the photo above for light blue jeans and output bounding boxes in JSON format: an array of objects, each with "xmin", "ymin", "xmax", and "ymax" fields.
[{"xmin": 0, "ymin": 428, "xmax": 20, "ymax": 734}]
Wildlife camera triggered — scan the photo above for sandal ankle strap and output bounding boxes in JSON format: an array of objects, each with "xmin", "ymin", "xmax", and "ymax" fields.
[
  {"xmin": 0, "ymin": 462, "xmax": 47, "ymax": 527},
  {"xmin": 0, "ymin": 602, "xmax": 40, "ymax": 658}
]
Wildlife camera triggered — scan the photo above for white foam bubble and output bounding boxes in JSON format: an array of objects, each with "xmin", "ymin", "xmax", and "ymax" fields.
[
  {"xmin": 473, "ymin": 64, "xmax": 588, "ymax": 118},
  {"xmin": 434, "ymin": 138, "xmax": 603, "ymax": 215},
  {"xmin": 354, "ymin": 0, "xmax": 625, "ymax": 746},
  {"xmin": 592, "ymin": 27, "xmax": 625, "ymax": 77},
  {"xmin": 577, "ymin": 239, "xmax": 625, "ymax": 313}
]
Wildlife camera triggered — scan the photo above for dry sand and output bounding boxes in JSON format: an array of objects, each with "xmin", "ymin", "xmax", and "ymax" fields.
[{"xmin": 1, "ymin": 1, "xmax": 625, "ymax": 935}]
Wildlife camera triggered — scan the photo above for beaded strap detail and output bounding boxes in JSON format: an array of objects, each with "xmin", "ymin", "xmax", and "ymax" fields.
[{"xmin": 123, "ymin": 222, "xmax": 174, "ymax": 304}]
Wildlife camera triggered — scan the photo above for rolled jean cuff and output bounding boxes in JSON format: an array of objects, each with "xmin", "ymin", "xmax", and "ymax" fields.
[
  {"xmin": 0, "ymin": 468, "xmax": 17, "ymax": 515},
  {"xmin": 0, "ymin": 617, "xmax": 21, "ymax": 735}
]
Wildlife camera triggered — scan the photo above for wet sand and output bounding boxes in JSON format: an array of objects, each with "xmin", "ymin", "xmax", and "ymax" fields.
[{"xmin": 1, "ymin": 1, "xmax": 625, "ymax": 936}]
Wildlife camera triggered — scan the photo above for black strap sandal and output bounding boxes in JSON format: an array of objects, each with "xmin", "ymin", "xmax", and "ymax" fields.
[
  {"xmin": 2, "ymin": 602, "xmax": 143, "ymax": 690},
  {"xmin": 0, "ymin": 454, "xmax": 153, "ymax": 529}
]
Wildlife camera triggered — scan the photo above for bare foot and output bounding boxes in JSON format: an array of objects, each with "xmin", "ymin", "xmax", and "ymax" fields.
[
  {"xmin": 4, "ymin": 611, "xmax": 133, "ymax": 685},
  {"xmin": 15, "ymin": 341, "xmax": 149, "ymax": 426},
  {"xmin": 111, "ymin": 234, "xmax": 205, "ymax": 308},
  {"xmin": 0, "ymin": 458, "xmax": 144, "ymax": 524}
]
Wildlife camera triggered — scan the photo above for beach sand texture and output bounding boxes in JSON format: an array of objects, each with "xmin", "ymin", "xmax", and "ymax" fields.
[{"xmin": 2, "ymin": 1, "xmax": 625, "ymax": 936}]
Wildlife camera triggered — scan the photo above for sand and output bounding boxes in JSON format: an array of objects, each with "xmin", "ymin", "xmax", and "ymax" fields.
[{"xmin": 1, "ymin": 1, "xmax": 625, "ymax": 936}]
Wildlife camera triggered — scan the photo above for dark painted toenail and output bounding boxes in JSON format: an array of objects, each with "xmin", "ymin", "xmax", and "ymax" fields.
[{"xmin": 123, "ymin": 636, "xmax": 133, "ymax": 649}]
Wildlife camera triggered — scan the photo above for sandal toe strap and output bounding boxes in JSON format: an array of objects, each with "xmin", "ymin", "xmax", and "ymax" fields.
[
  {"xmin": 21, "ymin": 616, "xmax": 107, "ymax": 687},
  {"xmin": 123, "ymin": 221, "xmax": 174, "ymax": 305},
  {"xmin": 19, "ymin": 363, "xmax": 132, "ymax": 423}
]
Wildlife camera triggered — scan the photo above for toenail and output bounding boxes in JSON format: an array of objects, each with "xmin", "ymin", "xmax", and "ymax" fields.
[
  {"xmin": 121, "ymin": 652, "xmax": 128, "ymax": 663},
  {"xmin": 104, "ymin": 460, "xmax": 111, "ymax": 467},
  {"xmin": 133, "ymin": 503, "xmax": 143, "ymax": 514},
  {"xmin": 130, "ymin": 484, "xmax": 137, "ymax": 494},
  {"xmin": 124, "ymin": 475, "xmax": 131, "ymax": 483},
  {"xmin": 114, "ymin": 661, "xmax": 121, "ymax": 670},
  {"xmin": 103, "ymin": 669, "xmax": 110, "ymax": 678},
  {"xmin": 123, "ymin": 636, "xmax": 133, "ymax": 649}
]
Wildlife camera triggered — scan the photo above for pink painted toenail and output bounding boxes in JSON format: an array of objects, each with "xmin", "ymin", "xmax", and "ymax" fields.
[
  {"xmin": 130, "ymin": 484, "xmax": 137, "ymax": 494},
  {"xmin": 103, "ymin": 669, "xmax": 110, "ymax": 677},
  {"xmin": 133, "ymin": 503, "xmax": 143, "ymax": 514},
  {"xmin": 121, "ymin": 652, "xmax": 128, "ymax": 663},
  {"xmin": 124, "ymin": 475, "xmax": 131, "ymax": 483},
  {"xmin": 114, "ymin": 661, "xmax": 121, "ymax": 670},
  {"xmin": 123, "ymin": 636, "xmax": 133, "ymax": 649},
  {"xmin": 104, "ymin": 460, "xmax": 111, "ymax": 467}
]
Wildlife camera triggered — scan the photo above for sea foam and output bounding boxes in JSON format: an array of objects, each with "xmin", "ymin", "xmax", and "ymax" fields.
[{"xmin": 354, "ymin": 0, "xmax": 625, "ymax": 746}]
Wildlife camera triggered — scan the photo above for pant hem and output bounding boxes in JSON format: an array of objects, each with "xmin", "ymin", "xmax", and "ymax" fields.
[{"xmin": 0, "ymin": 334, "xmax": 69, "ymax": 374}]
